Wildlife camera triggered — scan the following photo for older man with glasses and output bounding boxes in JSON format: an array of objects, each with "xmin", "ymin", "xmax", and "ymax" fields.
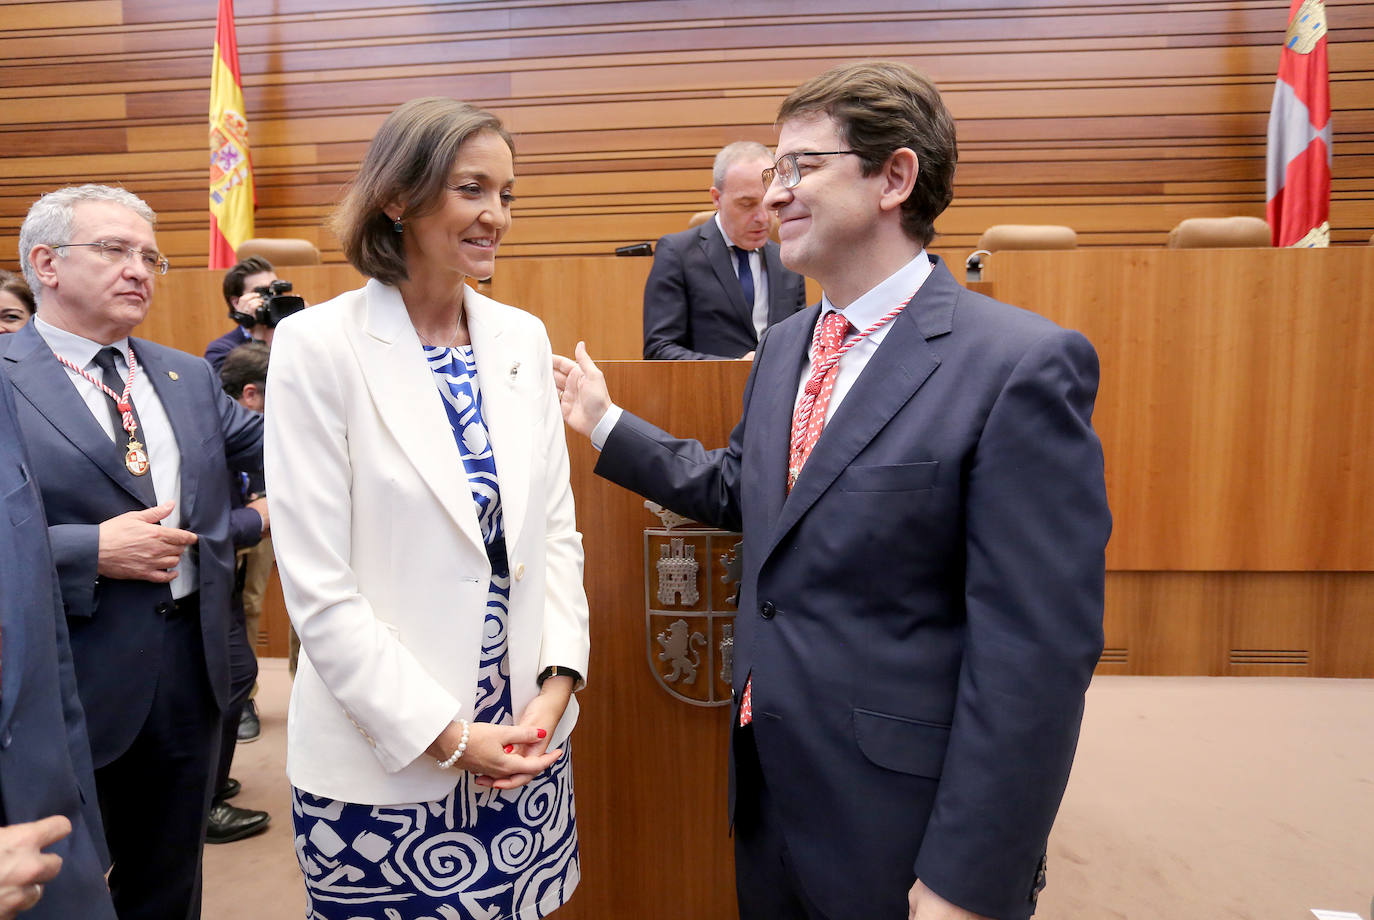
[{"xmin": 0, "ymin": 184, "xmax": 263, "ymax": 920}]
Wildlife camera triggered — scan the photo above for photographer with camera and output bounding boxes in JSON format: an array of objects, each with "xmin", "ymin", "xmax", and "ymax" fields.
[{"xmin": 204, "ymin": 256, "xmax": 306, "ymax": 373}]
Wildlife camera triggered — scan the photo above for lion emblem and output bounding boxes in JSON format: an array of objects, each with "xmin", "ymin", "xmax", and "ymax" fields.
[{"xmin": 657, "ymin": 618, "xmax": 706, "ymax": 684}]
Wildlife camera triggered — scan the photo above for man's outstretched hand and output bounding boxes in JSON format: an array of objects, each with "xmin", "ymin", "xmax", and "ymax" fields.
[{"xmin": 551, "ymin": 341, "xmax": 611, "ymax": 437}]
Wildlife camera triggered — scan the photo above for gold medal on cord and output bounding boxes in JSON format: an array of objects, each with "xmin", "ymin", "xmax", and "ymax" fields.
[{"xmin": 125, "ymin": 438, "xmax": 150, "ymax": 476}]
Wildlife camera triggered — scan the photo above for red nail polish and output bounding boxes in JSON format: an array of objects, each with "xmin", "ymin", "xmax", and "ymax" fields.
[
  {"xmin": 503, "ymin": 744, "xmax": 514, "ymax": 754},
  {"xmin": 536, "ymin": 729, "xmax": 547, "ymax": 739}
]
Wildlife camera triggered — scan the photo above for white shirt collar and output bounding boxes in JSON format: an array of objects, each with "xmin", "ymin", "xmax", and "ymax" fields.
[
  {"xmin": 821, "ymin": 250, "xmax": 932, "ymax": 332},
  {"xmin": 33, "ymin": 315, "xmax": 131, "ymax": 369}
]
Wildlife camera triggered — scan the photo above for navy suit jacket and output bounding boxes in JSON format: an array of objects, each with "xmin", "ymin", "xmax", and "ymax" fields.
[
  {"xmin": 642, "ymin": 222, "xmax": 807, "ymax": 360},
  {"xmin": 0, "ymin": 323, "xmax": 263, "ymax": 767},
  {"xmin": 599, "ymin": 256, "xmax": 1111, "ymax": 919},
  {"xmin": 0, "ymin": 371, "xmax": 116, "ymax": 920},
  {"xmin": 204, "ymin": 325, "xmax": 251, "ymax": 376}
]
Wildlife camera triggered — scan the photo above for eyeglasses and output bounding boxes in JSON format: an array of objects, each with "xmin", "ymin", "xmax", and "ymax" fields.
[
  {"xmin": 762, "ymin": 151, "xmax": 859, "ymax": 189},
  {"xmin": 50, "ymin": 240, "xmax": 170, "ymax": 275}
]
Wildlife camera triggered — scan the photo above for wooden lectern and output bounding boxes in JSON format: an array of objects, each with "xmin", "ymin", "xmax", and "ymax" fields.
[{"xmin": 559, "ymin": 360, "xmax": 750, "ymax": 920}]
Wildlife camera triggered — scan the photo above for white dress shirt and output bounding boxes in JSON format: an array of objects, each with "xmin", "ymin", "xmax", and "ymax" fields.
[
  {"xmin": 592, "ymin": 251, "xmax": 932, "ymax": 449},
  {"xmin": 715, "ymin": 214, "xmax": 771, "ymax": 340},
  {"xmin": 797, "ymin": 250, "xmax": 932, "ymax": 426},
  {"xmin": 34, "ymin": 316, "xmax": 194, "ymax": 598}
]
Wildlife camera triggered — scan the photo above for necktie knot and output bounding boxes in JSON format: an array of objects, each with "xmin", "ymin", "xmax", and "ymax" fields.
[
  {"xmin": 817, "ymin": 311, "xmax": 850, "ymax": 356},
  {"xmin": 92, "ymin": 346, "xmax": 122, "ymax": 376}
]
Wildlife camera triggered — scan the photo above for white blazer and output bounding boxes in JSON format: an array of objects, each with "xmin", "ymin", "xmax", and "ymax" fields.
[{"xmin": 264, "ymin": 279, "xmax": 590, "ymax": 806}]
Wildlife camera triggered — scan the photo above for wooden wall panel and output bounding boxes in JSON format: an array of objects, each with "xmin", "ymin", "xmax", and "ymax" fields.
[
  {"xmin": 237, "ymin": 251, "xmax": 1374, "ymax": 679},
  {"xmin": 139, "ymin": 254, "xmax": 815, "ymax": 363},
  {"xmin": 140, "ymin": 256, "xmax": 653, "ymax": 361},
  {"xmin": 550, "ymin": 364, "xmax": 1374, "ymax": 682},
  {"xmin": 126, "ymin": 247, "xmax": 1374, "ymax": 578},
  {"xmin": 1100, "ymin": 572, "xmax": 1374, "ymax": 678},
  {"xmin": 3, "ymin": 0, "xmax": 1372, "ymax": 276},
  {"xmin": 984, "ymin": 247, "xmax": 1374, "ymax": 572}
]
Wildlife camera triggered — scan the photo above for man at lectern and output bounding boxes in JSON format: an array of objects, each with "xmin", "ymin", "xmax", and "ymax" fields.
[
  {"xmin": 641, "ymin": 141, "xmax": 808, "ymax": 360},
  {"xmin": 555, "ymin": 61, "xmax": 1111, "ymax": 920}
]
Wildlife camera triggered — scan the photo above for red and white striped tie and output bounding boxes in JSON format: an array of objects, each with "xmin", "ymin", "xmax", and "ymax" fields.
[{"xmin": 739, "ymin": 311, "xmax": 851, "ymax": 728}]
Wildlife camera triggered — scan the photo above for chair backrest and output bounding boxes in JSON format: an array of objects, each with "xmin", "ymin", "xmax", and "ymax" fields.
[
  {"xmin": 1167, "ymin": 217, "xmax": 1271, "ymax": 249},
  {"xmin": 976, "ymin": 224, "xmax": 1078, "ymax": 251},
  {"xmin": 235, "ymin": 237, "xmax": 322, "ymax": 266}
]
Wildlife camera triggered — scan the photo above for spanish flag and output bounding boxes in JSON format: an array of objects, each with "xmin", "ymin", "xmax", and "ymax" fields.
[
  {"xmin": 1265, "ymin": 0, "xmax": 1330, "ymax": 247},
  {"xmin": 208, "ymin": 0, "xmax": 255, "ymax": 268}
]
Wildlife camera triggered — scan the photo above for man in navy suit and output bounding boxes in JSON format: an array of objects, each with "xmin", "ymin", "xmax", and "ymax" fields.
[
  {"xmin": 557, "ymin": 63, "xmax": 1110, "ymax": 920},
  {"xmin": 0, "ymin": 184, "xmax": 263, "ymax": 920},
  {"xmin": 0, "ymin": 369, "xmax": 115, "ymax": 920},
  {"xmin": 642, "ymin": 141, "xmax": 808, "ymax": 360}
]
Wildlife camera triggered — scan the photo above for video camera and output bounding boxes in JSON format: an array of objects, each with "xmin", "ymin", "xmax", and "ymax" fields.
[{"xmin": 231, "ymin": 279, "xmax": 306, "ymax": 328}]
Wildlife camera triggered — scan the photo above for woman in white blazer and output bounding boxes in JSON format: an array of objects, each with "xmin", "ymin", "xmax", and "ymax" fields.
[{"xmin": 264, "ymin": 98, "xmax": 590, "ymax": 920}]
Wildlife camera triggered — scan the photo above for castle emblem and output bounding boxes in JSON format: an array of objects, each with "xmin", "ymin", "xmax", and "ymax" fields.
[
  {"xmin": 644, "ymin": 512, "xmax": 742, "ymax": 707},
  {"xmin": 1285, "ymin": 0, "xmax": 1326, "ymax": 54},
  {"xmin": 656, "ymin": 538, "xmax": 700, "ymax": 606}
]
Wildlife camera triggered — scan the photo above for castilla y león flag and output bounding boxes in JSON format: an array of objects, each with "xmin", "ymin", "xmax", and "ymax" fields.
[
  {"xmin": 1266, "ymin": 0, "xmax": 1330, "ymax": 247},
  {"xmin": 208, "ymin": 0, "xmax": 255, "ymax": 269}
]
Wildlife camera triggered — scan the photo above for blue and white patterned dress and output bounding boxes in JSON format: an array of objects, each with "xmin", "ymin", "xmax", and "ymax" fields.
[{"xmin": 291, "ymin": 343, "xmax": 579, "ymax": 920}]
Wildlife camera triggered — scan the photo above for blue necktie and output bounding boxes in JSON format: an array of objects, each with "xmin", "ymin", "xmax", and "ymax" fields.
[{"xmin": 732, "ymin": 246, "xmax": 755, "ymax": 308}]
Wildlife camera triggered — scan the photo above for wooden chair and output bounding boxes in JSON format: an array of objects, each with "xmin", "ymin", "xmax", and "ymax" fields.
[
  {"xmin": 235, "ymin": 238, "xmax": 322, "ymax": 266},
  {"xmin": 1166, "ymin": 217, "xmax": 1271, "ymax": 248},
  {"xmin": 977, "ymin": 224, "xmax": 1079, "ymax": 251},
  {"xmin": 967, "ymin": 225, "xmax": 1078, "ymax": 281}
]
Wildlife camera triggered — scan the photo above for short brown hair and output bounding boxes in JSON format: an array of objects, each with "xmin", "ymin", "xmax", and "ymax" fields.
[
  {"xmin": 222, "ymin": 255, "xmax": 274, "ymax": 308},
  {"xmin": 219, "ymin": 340, "xmax": 270, "ymax": 399},
  {"xmin": 777, "ymin": 61, "xmax": 957, "ymax": 247},
  {"xmin": 331, "ymin": 98, "xmax": 513, "ymax": 286}
]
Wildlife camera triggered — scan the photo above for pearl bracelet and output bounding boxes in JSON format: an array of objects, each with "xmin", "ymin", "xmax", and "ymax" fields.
[{"xmin": 436, "ymin": 719, "xmax": 469, "ymax": 769}]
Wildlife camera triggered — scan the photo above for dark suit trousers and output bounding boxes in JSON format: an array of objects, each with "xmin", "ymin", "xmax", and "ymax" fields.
[
  {"xmin": 733, "ymin": 725, "xmax": 831, "ymax": 920},
  {"xmin": 95, "ymin": 595, "xmax": 220, "ymax": 920},
  {"xmin": 213, "ymin": 587, "xmax": 257, "ymax": 797}
]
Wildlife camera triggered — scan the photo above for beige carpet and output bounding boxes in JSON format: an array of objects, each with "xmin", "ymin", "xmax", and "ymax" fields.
[{"xmin": 205, "ymin": 662, "xmax": 1374, "ymax": 919}]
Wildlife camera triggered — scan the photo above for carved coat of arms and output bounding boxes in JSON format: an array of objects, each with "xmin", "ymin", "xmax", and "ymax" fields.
[{"xmin": 644, "ymin": 503, "xmax": 741, "ymax": 706}]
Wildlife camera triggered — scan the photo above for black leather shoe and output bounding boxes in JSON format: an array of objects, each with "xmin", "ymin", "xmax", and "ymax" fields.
[
  {"xmin": 216, "ymin": 777, "xmax": 241, "ymax": 802},
  {"xmin": 236, "ymin": 700, "xmax": 261, "ymax": 743},
  {"xmin": 205, "ymin": 802, "xmax": 270, "ymax": 844}
]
